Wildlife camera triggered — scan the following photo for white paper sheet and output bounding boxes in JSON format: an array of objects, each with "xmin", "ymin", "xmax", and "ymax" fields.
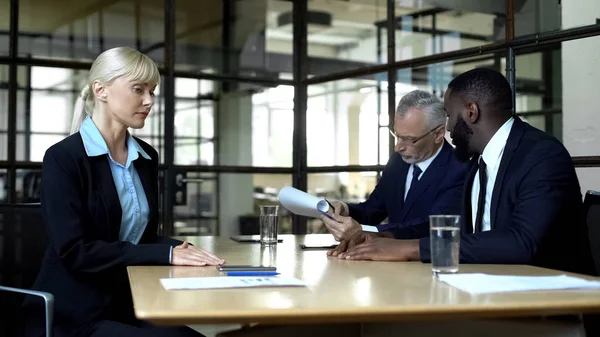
[
  {"xmin": 437, "ymin": 273, "xmax": 600, "ymax": 294},
  {"xmin": 160, "ymin": 276, "xmax": 307, "ymax": 290},
  {"xmin": 278, "ymin": 186, "xmax": 331, "ymax": 219}
]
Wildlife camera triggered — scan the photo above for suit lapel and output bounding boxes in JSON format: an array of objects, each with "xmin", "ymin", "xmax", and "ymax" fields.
[
  {"xmin": 133, "ymin": 158, "xmax": 156, "ymax": 223},
  {"xmin": 462, "ymin": 156, "xmax": 479, "ymax": 234},
  {"xmin": 396, "ymin": 160, "xmax": 409, "ymax": 210},
  {"xmin": 489, "ymin": 117, "xmax": 525, "ymax": 229},
  {"xmin": 91, "ymin": 155, "xmax": 122, "ymax": 240},
  {"xmin": 400, "ymin": 141, "xmax": 451, "ymax": 220}
]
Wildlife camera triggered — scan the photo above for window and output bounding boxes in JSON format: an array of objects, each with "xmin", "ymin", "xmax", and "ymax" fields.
[
  {"xmin": 176, "ymin": 0, "xmax": 293, "ymax": 79},
  {"xmin": 251, "ymin": 85, "xmax": 294, "ymax": 167},
  {"xmin": 16, "ymin": 67, "xmax": 76, "ymax": 162},
  {"xmin": 173, "ymin": 78, "xmax": 216, "ymax": 165},
  {"xmin": 514, "ymin": 0, "xmax": 600, "ymax": 36},
  {"xmin": 18, "ymin": 0, "xmax": 165, "ymax": 63},
  {"xmin": 173, "ymin": 173, "xmax": 293, "ymax": 236},
  {"xmin": 307, "ymin": 75, "xmax": 391, "ymax": 167},
  {"xmin": 306, "ymin": 0, "xmax": 386, "ymax": 76},
  {"xmin": 0, "ymin": 0, "xmax": 8, "ymax": 55},
  {"xmin": 0, "ymin": 65, "xmax": 8, "ymax": 160},
  {"xmin": 307, "ymin": 172, "xmax": 378, "ymax": 233}
]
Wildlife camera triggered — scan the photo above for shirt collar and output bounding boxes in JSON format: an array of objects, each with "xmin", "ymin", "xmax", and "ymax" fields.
[
  {"xmin": 415, "ymin": 140, "xmax": 444, "ymax": 173},
  {"xmin": 481, "ymin": 117, "xmax": 515, "ymax": 170},
  {"xmin": 79, "ymin": 116, "xmax": 151, "ymax": 165}
]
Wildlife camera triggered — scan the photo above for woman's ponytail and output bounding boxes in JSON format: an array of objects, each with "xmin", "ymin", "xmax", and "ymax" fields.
[{"xmin": 69, "ymin": 85, "xmax": 91, "ymax": 135}]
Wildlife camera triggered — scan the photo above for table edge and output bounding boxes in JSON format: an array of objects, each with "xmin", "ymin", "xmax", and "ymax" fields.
[{"xmin": 134, "ymin": 303, "xmax": 600, "ymax": 326}]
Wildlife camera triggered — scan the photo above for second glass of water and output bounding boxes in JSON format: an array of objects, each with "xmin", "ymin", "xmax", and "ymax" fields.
[
  {"xmin": 259, "ymin": 205, "xmax": 279, "ymax": 246},
  {"xmin": 429, "ymin": 215, "xmax": 461, "ymax": 275}
]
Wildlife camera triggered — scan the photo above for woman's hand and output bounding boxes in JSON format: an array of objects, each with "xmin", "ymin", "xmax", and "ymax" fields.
[{"xmin": 171, "ymin": 241, "xmax": 225, "ymax": 266}]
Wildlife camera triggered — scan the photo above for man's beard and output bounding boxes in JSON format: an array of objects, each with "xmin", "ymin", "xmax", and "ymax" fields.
[
  {"xmin": 451, "ymin": 116, "xmax": 473, "ymax": 162},
  {"xmin": 400, "ymin": 154, "xmax": 419, "ymax": 165}
]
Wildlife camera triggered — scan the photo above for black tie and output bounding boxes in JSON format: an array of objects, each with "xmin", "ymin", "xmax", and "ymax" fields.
[
  {"xmin": 409, "ymin": 165, "xmax": 422, "ymax": 193},
  {"xmin": 474, "ymin": 159, "xmax": 487, "ymax": 233}
]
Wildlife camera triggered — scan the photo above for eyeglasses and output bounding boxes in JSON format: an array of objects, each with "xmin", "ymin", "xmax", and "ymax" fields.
[{"xmin": 389, "ymin": 125, "xmax": 443, "ymax": 145}]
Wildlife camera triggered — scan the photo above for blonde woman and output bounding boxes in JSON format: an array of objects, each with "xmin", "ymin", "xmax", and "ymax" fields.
[{"xmin": 24, "ymin": 47, "xmax": 221, "ymax": 337}]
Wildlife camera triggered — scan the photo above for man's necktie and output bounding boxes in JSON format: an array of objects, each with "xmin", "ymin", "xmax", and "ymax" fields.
[
  {"xmin": 408, "ymin": 165, "xmax": 422, "ymax": 194},
  {"xmin": 474, "ymin": 159, "xmax": 487, "ymax": 233}
]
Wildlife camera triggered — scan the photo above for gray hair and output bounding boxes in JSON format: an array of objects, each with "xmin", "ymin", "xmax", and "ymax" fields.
[{"xmin": 395, "ymin": 90, "xmax": 445, "ymax": 130}]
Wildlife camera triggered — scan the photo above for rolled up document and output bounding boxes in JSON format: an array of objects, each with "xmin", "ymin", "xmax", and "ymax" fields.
[{"xmin": 278, "ymin": 186, "xmax": 332, "ymax": 219}]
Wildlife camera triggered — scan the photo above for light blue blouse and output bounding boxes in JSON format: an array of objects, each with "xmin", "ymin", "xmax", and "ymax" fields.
[{"xmin": 80, "ymin": 116, "xmax": 151, "ymax": 244}]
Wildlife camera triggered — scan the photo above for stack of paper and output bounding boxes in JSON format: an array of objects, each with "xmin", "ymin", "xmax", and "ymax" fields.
[
  {"xmin": 437, "ymin": 273, "xmax": 600, "ymax": 294},
  {"xmin": 160, "ymin": 276, "xmax": 306, "ymax": 290}
]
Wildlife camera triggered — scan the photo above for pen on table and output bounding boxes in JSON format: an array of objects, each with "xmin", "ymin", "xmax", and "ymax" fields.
[{"xmin": 226, "ymin": 271, "xmax": 280, "ymax": 276}]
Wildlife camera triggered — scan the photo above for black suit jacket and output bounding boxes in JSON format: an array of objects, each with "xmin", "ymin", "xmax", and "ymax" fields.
[
  {"xmin": 414, "ymin": 117, "xmax": 594, "ymax": 275},
  {"xmin": 348, "ymin": 140, "xmax": 468, "ymax": 234},
  {"xmin": 24, "ymin": 133, "xmax": 183, "ymax": 337}
]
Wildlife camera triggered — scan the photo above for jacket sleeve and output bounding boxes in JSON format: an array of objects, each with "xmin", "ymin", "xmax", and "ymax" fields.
[
  {"xmin": 154, "ymin": 236, "xmax": 184, "ymax": 247},
  {"xmin": 386, "ymin": 162, "xmax": 467, "ymax": 237},
  {"xmin": 41, "ymin": 147, "xmax": 171, "ymax": 273},
  {"xmin": 347, "ymin": 181, "xmax": 389, "ymax": 226},
  {"xmin": 347, "ymin": 156, "xmax": 399, "ymax": 225},
  {"xmin": 419, "ymin": 141, "xmax": 574, "ymax": 264}
]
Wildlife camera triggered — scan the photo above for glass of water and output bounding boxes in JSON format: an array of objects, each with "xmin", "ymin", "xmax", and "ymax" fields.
[
  {"xmin": 259, "ymin": 205, "xmax": 279, "ymax": 246},
  {"xmin": 260, "ymin": 245, "xmax": 277, "ymax": 266},
  {"xmin": 429, "ymin": 215, "xmax": 461, "ymax": 275}
]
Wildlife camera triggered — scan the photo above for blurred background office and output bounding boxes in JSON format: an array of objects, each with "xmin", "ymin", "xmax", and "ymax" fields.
[{"xmin": 0, "ymin": 0, "xmax": 599, "ymax": 239}]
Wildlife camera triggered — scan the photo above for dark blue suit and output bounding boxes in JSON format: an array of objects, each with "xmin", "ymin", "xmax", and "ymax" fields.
[
  {"xmin": 348, "ymin": 140, "xmax": 468, "ymax": 235},
  {"xmin": 410, "ymin": 117, "xmax": 594, "ymax": 275}
]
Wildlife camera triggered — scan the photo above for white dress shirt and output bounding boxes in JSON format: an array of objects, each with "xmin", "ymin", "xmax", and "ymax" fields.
[
  {"xmin": 471, "ymin": 117, "xmax": 515, "ymax": 232},
  {"xmin": 362, "ymin": 142, "xmax": 444, "ymax": 232}
]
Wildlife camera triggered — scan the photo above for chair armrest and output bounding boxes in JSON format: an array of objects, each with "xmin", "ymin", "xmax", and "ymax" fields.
[{"xmin": 0, "ymin": 286, "xmax": 54, "ymax": 337}]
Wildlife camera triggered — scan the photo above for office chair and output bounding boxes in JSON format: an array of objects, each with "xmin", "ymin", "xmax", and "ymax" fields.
[
  {"xmin": 583, "ymin": 190, "xmax": 600, "ymax": 275},
  {"xmin": 0, "ymin": 203, "xmax": 53, "ymax": 337},
  {"xmin": 0, "ymin": 285, "xmax": 54, "ymax": 337},
  {"xmin": 582, "ymin": 190, "xmax": 600, "ymax": 337},
  {"xmin": 21, "ymin": 171, "xmax": 43, "ymax": 203}
]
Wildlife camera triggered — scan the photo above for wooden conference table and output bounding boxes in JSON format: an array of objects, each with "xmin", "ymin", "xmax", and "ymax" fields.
[{"xmin": 127, "ymin": 234, "xmax": 600, "ymax": 326}]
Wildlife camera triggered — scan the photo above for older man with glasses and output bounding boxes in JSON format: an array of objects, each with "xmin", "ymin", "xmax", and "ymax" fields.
[{"xmin": 323, "ymin": 90, "xmax": 468, "ymax": 242}]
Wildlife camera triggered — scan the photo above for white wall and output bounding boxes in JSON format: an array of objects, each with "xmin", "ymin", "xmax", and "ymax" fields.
[{"xmin": 562, "ymin": 0, "xmax": 600, "ymax": 194}]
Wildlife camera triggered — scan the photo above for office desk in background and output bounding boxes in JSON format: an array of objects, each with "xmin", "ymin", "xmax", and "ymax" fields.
[{"xmin": 127, "ymin": 235, "xmax": 600, "ymax": 326}]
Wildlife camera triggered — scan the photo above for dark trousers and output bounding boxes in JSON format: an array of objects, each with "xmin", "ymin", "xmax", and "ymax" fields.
[{"xmin": 89, "ymin": 319, "xmax": 204, "ymax": 337}]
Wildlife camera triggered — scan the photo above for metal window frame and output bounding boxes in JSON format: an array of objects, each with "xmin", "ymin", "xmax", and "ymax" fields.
[{"xmin": 2, "ymin": 0, "xmax": 600, "ymax": 236}]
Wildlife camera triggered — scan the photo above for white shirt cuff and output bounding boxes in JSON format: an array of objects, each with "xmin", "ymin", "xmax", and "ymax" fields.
[
  {"xmin": 361, "ymin": 225, "xmax": 379, "ymax": 232},
  {"xmin": 169, "ymin": 246, "xmax": 173, "ymax": 264}
]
